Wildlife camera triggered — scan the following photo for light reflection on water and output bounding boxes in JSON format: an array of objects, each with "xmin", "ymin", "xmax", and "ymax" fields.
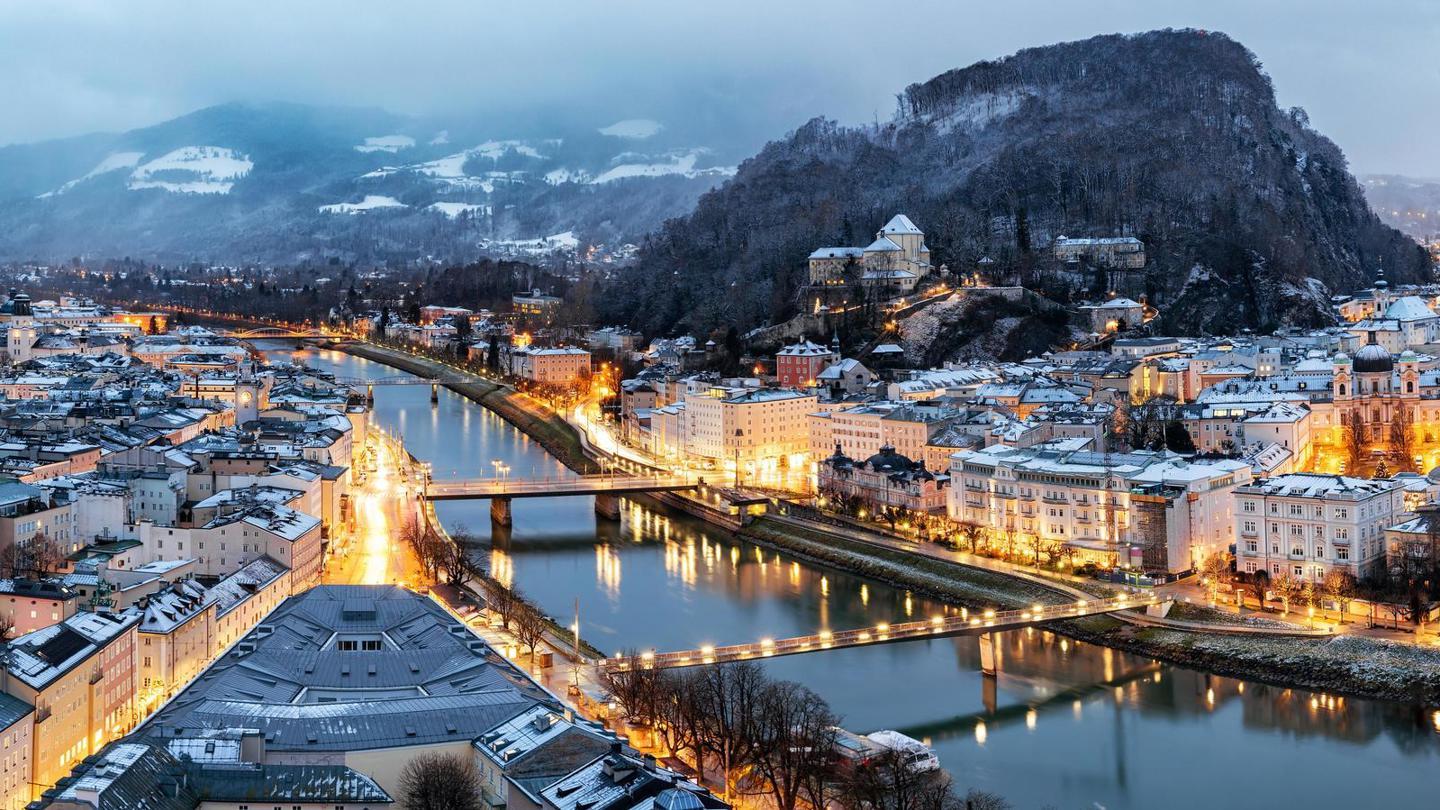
[{"xmin": 274, "ymin": 344, "xmax": 1440, "ymax": 810}]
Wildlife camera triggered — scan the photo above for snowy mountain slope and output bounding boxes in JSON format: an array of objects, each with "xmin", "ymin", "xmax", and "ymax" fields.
[{"xmin": 0, "ymin": 101, "xmax": 750, "ymax": 263}]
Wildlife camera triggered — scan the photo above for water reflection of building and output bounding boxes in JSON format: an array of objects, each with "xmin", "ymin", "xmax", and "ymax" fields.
[{"xmin": 914, "ymin": 628, "xmax": 1429, "ymax": 752}]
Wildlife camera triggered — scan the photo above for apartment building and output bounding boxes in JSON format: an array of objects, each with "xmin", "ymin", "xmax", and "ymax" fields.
[
  {"xmin": 683, "ymin": 387, "xmax": 817, "ymax": 468},
  {"xmin": 949, "ymin": 441, "xmax": 1249, "ymax": 573},
  {"xmin": 3, "ymin": 610, "xmax": 141, "ymax": 798},
  {"xmin": 1233, "ymin": 473, "xmax": 1404, "ymax": 582},
  {"xmin": 809, "ymin": 401, "xmax": 959, "ymax": 466}
]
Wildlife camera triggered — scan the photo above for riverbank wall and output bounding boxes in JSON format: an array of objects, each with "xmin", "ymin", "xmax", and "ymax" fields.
[
  {"xmin": 335, "ymin": 342, "xmax": 598, "ymax": 474},
  {"xmin": 741, "ymin": 515, "xmax": 1440, "ymax": 704}
]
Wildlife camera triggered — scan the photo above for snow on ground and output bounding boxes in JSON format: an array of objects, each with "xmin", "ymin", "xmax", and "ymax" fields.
[
  {"xmin": 127, "ymin": 146, "xmax": 252, "ymax": 194},
  {"xmin": 544, "ymin": 168, "xmax": 591, "ymax": 185},
  {"xmin": 427, "ymin": 202, "xmax": 489, "ymax": 219},
  {"xmin": 590, "ymin": 150, "xmax": 734, "ymax": 184},
  {"xmin": 484, "ymin": 230, "xmax": 580, "ymax": 253},
  {"xmin": 472, "ymin": 140, "xmax": 544, "ymax": 160},
  {"xmin": 318, "ymin": 195, "xmax": 408, "ymax": 214},
  {"xmin": 354, "ymin": 135, "xmax": 415, "ymax": 153},
  {"xmin": 430, "ymin": 130, "xmax": 450, "ymax": 145},
  {"xmin": 367, "ymin": 142, "xmax": 543, "ymax": 191},
  {"xmin": 598, "ymin": 119, "xmax": 663, "ymax": 139},
  {"xmin": 929, "ymin": 90, "xmax": 1028, "ymax": 134},
  {"xmin": 39, "ymin": 151, "xmax": 145, "ymax": 197}
]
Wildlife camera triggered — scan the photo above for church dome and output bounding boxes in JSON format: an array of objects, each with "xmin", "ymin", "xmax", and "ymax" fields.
[{"xmin": 1353, "ymin": 341, "xmax": 1394, "ymax": 373}]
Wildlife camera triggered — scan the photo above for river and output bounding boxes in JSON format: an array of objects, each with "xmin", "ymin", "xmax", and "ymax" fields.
[{"xmin": 272, "ymin": 344, "xmax": 1440, "ymax": 809}]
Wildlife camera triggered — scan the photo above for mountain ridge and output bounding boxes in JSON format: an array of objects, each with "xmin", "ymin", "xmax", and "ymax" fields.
[{"xmin": 601, "ymin": 29, "xmax": 1428, "ymax": 341}]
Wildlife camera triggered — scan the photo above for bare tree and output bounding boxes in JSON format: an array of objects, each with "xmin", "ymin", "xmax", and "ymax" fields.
[
  {"xmin": 1244, "ymin": 570, "xmax": 1269, "ymax": 612},
  {"xmin": 1392, "ymin": 402, "xmax": 1416, "ymax": 472},
  {"xmin": 839, "ymin": 747, "xmax": 971, "ymax": 810},
  {"xmin": 483, "ymin": 579, "xmax": 521, "ymax": 631},
  {"xmin": 694, "ymin": 662, "xmax": 765, "ymax": 801},
  {"xmin": 1320, "ymin": 570, "xmax": 1357, "ymax": 624},
  {"xmin": 748, "ymin": 680, "xmax": 839, "ymax": 810},
  {"xmin": 512, "ymin": 601, "xmax": 549, "ymax": 663},
  {"xmin": 599, "ymin": 655, "xmax": 666, "ymax": 727},
  {"xmin": 397, "ymin": 752, "xmax": 484, "ymax": 810},
  {"xmin": 1271, "ymin": 571, "xmax": 1300, "ymax": 615},
  {"xmin": 1199, "ymin": 552, "xmax": 1231, "ymax": 602},
  {"xmin": 954, "ymin": 522, "xmax": 985, "ymax": 554},
  {"xmin": 1341, "ymin": 410, "xmax": 1365, "ymax": 473},
  {"xmin": 438, "ymin": 525, "xmax": 484, "ymax": 587}
]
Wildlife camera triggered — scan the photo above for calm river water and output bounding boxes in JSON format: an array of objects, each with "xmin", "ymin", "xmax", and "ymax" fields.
[{"xmin": 273, "ymin": 345, "xmax": 1440, "ymax": 809}]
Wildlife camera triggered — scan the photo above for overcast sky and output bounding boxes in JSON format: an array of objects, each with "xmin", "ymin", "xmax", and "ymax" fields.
[{"xmin": 2, "ymin": 0, "xmax": 1437, "ymax": 174}]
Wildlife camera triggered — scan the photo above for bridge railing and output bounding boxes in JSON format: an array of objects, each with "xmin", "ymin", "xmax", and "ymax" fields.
[
  {"xmin": 426, "ymin": 473, "xmax": 694, "ymax": 494},
  {"xmin": 604, "ymin": 593, "xmax": 1159, "ymax": 671}
]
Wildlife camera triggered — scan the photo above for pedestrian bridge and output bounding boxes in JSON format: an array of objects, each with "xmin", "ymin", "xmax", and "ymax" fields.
[
  {"xmin": 425, "ymin": 474, "xmax": 696, "ymax": 525},
  {"xmin": 334, "ymin": 374, "xmax": 477, "ymax": 387},
  {"xmin": 230, "ymin": 326, "xmax": 337, "ymax": 339},
  {"xmin": 601, "ymin": 593, "xmax": 1162, "ymax": 673}
]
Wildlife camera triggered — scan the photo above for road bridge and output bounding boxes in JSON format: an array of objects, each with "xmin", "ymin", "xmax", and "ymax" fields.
[
  {"xmin": 602, "ymin": 594, "xmax": 1163, "ymax": 673},
  {"xmin": 424, "ymin": 474, "xmax": 696, "ymax": 525},
  {"xmin": 330, "ymin": 374, "xmax": 484, "ymax": 403}
]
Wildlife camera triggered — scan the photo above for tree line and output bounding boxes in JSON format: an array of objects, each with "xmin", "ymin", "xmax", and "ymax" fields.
[{"xmin": 601, "ymin": 660, "xmax": 1007, "ymax": 810}]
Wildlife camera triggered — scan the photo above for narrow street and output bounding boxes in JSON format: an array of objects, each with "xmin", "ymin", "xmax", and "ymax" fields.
[{"xmin": 324, "ymin": 434, "xmax": 426, "ymax": 587}]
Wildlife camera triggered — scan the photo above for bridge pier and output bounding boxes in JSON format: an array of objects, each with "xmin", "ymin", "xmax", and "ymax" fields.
[
  {"xmin": 490, "ymin": 497, "xmax": 513, "ymax": 527},
  {"xmin": 594, "ymin": 494, "xmax": 622, "ymax": 521},
  {"xmin": 978, "ymin": 631, "xmax": 1001, "ymax": 677}
]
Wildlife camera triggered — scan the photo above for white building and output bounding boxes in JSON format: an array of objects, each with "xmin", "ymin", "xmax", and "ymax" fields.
[
  {"xmin": 949, "ymin": 441, "xmax": 1250, "ymax": 573},
  {"xmin": 1232, "ymin": 473, "xmax": 1404, "ymax": 583},
  {"xmin": 682, "ymin": 386, "xmax": 817, "ymax": 484}
]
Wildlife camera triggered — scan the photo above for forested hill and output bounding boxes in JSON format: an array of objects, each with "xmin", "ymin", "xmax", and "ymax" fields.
[{"xmin": 601, "ymin": 29, "xmax": 1428, "ymax": 338}]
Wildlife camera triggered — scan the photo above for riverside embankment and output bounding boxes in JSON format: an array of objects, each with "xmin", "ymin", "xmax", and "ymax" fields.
[
  {"xmin": 741, "ymin": 513, "xmax": 1440, "ymax": 704},
  {"xmin": 271, "ymin": 341, "xmax": 1440, "ymax": 810},
  {"xmin": 334, "ymin": 341, "xmax": 597, "ymax": 474},
  {"xmin": 330, "ymin": 340, "xmax": 1440, "ymax": 704}
]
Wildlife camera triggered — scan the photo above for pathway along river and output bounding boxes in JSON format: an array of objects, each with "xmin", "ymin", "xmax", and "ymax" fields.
[{"xmin": 272, "ymin": 344, "xmax": 1439, "ymax": 809}]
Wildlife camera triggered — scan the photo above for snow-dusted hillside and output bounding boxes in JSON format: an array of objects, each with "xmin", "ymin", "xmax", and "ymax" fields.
[
  {"xmin": 0, "ymin": 101, "xmax": 757, "ymax": 262},
  {"xmin": 127, "ymin": 146, "xmax": 253, "ymax": 194}
]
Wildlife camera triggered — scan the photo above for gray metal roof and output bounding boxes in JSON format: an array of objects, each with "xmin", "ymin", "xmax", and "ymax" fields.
[{"xmin": 141, "ymin": 585, "xmax": 555, "ymax": 753}]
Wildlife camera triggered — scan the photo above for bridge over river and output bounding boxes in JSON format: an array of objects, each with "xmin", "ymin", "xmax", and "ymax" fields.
[
  {"xmin": 604, "ymin": 593, "xmax": 1164, "ymax": 674},
  {"xmin": 424, "ymin": 474, "xmax": 696, "ymax": 525}
]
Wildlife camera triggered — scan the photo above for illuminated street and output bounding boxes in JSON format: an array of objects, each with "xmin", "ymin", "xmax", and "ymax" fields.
[{"xmin": 324, "ymin": 434, "xmax": 425, "ymax": 587}]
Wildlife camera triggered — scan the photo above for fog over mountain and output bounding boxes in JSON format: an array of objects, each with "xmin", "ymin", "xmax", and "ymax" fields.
[
  {"xmin": 4, "ymin": 1, "xmax": 1439, "ymax": 171},
  {"xmin": 0, "ymin": 1, "xmax": 1437, "ymax": 263}
]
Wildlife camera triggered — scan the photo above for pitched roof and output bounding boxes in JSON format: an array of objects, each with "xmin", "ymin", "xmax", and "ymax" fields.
[
  {"xmin": 1383, "ymin": 295, "xmax": 1438, "ymax": 322},
  {"xmin": 863, "ymin": 236, "xmax": 903, "ymax": 253},
  {"xmin": 141, "ymin": 586, "xmax": 555, "ymax": 754},
  {"xmin": 879, "ymin": 214, "xmax": 923, "ymax": 236}
]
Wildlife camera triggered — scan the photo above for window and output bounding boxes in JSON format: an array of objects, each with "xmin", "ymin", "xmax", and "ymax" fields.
[{"xmin": 1337, "ymin": 547, "xmax": 1350, "ymax": 561}]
